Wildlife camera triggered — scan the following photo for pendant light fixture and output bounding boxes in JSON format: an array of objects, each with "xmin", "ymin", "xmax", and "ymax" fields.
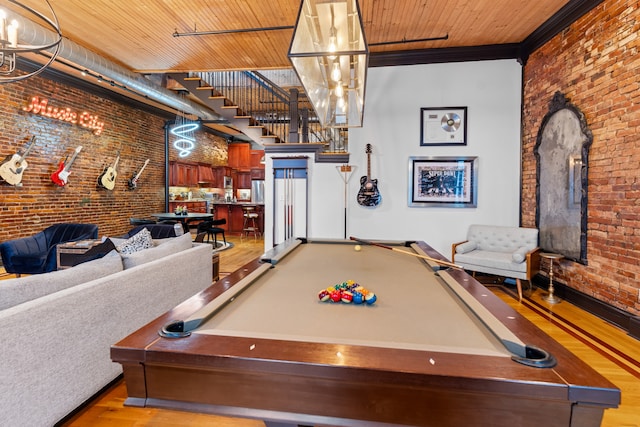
[{"xmin": 288, "ymin": 0, "xmax": 368, "ymax": 128}]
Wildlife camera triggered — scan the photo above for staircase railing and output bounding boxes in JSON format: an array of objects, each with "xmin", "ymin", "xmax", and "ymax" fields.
[{"xmin": 195, "ymin": 70, "xmax": 347, "ymax": 150}]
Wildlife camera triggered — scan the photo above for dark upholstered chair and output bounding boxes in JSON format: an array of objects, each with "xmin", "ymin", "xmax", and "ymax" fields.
[
  {"xmin": 120, "ymin": 223, "xmax": 180, "ymax": 239},
  {"xmin": 196, "ymin": 219, "xmax": 227, "ymax": 246},
  {"xmin": 0, "ymin": 223, "xmax": 99, "ymax": 275}
]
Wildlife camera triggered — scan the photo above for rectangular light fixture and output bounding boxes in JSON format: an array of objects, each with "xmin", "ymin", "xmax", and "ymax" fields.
[{"xmin": 288, "ymin": 0, "xmax": 368, "ymax": 128}]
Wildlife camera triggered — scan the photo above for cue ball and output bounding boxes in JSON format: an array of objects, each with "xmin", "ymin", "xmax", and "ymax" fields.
[{"xmin": 354, "ymin": 245, "xmax": 362, "ymax": 251}]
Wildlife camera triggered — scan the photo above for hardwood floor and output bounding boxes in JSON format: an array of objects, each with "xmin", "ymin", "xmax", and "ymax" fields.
[{"xmin": 4, "ymin": 238, "xmax": 638, "ymax": 427}]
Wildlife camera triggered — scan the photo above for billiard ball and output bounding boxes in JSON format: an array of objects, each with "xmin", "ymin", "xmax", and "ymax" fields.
[
  {"xmin": 365, "ymin": 292, "xmax": 377, "ymax": 305},
  {"xmin": 352, "ymin": 292, "xmax": 364, "ymax": 304},
  {"xmin": 318, "ymin": 289, "xmax": 330, "ymax": 302},
  {"xmin": 341, "ymin": 291, "xmax": 353, "ymax": 303},
  {"xmin": 330, "ymin": 291, "xmax": 342, "ymax": 302},
  {"xmin": 354, "ymin": 245, "xmax": 362, "ymax": 251}
]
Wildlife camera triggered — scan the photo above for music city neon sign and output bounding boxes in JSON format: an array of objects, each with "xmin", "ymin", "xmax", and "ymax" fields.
[{"xmin": 22, "ymin": 96, "xmax": 105, "ymax": 135}]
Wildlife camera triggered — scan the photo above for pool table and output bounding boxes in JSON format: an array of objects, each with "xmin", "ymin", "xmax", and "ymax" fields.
[{"xmin": 111, "ymin": 238, "xmax": 619, "ymax": 427}]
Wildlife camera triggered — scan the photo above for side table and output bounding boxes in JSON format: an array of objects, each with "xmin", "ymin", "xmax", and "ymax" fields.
[
  {"xmin": 57, "ymin": 239, "xmax": 104, "ymax": 269},
  {"xmin": 540, "ymin": 252, "xmax": 564, "ymax": 304}
]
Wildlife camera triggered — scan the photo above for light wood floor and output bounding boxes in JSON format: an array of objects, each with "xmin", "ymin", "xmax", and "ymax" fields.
[{"xmin": 3, "ymin": 238, "xmax": 638, "ymax": 427}]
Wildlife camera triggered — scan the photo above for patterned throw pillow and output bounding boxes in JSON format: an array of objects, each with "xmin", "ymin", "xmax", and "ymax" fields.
[{"xmin": 116, "ymin": 228, "xmax": 153, "ymax": 254}]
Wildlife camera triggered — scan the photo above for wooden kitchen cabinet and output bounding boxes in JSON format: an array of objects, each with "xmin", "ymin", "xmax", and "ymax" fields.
[
  {"xmin": 250, "ymin": 168, "xmax": 265, "ymax": 180},
  {"xmin": 228, "ymin": 143, "xmax": 251, "ymax": 170},
  {"xmin": 236, "ymin": 171, "xmax": 251, "ymax": 189},
  {"xmin": 197, "ymin": 164, "xmax": 216, "ymax": 185},
  {"xmin": 250, "ymin": 150, "xmax": 265, "ymax": 168},
  {"xmin": 169, "ymin": 201, "xmax": 207, "ymax": 213},
  {"xmin": 170, "ymin": 161, "xmax": 198, "ymax": 186}
]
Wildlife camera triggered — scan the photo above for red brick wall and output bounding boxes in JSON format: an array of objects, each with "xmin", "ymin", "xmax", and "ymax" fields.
[
  {"xmin": 0, "ymin": 73, "xmax": 226, "ymax": 244},
  {"xmin": 522, "ymin": 0, "xmax": 640, "ymax": 315}
]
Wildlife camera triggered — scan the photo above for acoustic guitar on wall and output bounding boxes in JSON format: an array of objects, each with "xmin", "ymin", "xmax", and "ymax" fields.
[
  {"xmin": 51, "ymin": 146, "xmax": 83, "ymax": 187},
  {"xmin": 98, "ymin": 152, "xmax": 120, "ymax": 190},
  {"xmin": 127, "ymin": 158, "xmax": 150, "ymax": 190},
  {"xmin": 357, "ymin": 143, "xmax": 381, "ymax": 207},
  {"xmin": 0, "ymin": 136, "xmax": 36, "ymax": 186}
]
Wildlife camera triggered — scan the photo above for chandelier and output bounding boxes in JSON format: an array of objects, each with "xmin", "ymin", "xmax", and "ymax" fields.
[
  {"xmin": 171, "ymin": 94, "xmax": 201, "ymax": 158},
  {"xmin": 288, "ymin": 0, "xmax": 368, "ymax": 128},
  {"xmin": 0, "ymin": 0, "xmax": 62, "ymax": 84}
]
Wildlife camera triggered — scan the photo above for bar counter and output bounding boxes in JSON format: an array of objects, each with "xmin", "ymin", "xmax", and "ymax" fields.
[{"xmin": 211, "ymin": 202, "xmax": 264, "ymax": 235}]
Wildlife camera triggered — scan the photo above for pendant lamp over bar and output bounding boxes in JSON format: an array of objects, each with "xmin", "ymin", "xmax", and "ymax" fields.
[{"xmin": 288, "ymin": 0, "xmax": 368, "ymax": 128}]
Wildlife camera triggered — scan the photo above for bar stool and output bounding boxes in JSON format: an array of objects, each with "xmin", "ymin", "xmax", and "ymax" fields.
[{"xmin": 242, "ymin": 205, "xmax": 260, "ymax": 240}]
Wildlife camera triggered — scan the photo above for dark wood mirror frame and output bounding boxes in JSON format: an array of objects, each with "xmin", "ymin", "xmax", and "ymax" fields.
[{"xmin": 534, "ymin": 91, "xmax": 592, "ymax": 264}]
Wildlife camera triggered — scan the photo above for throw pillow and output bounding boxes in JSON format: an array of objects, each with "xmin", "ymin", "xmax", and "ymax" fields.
[
  {"xmin": 116, "ymin": 228, "xmax": 153, "ymax": 255},
  {"xmin": 455, "ymin": 241, "xmax": 478, "ymax": 254},
  {"xmin": 512, "ymin": 246, "xmax": 529, "ymax": 263},
  {"xmin": 121, "ymin": 232, "xmax": 193, "ymax": 269}
]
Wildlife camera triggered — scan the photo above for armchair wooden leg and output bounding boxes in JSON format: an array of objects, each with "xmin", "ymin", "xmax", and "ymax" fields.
[{"xmin": 516, "ymin": 278, "xmax": 523, "ymax": 302}]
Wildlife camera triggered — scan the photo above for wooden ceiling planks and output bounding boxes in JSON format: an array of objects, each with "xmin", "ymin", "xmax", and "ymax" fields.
[{"xmin": 9, "ymin": 0, "xmax": 572, "ymax": 73}]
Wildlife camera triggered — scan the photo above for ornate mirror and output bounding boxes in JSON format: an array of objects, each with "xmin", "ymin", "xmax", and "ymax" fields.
[{"xmin": 534, "ymin": 92, "xmax": 592, "ymax": 264}]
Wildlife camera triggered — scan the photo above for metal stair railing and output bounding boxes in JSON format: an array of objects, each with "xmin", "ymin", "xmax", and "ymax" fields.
[{"xmin": 195, "ymin": 70, "xmax": 346, "ymax": 151}]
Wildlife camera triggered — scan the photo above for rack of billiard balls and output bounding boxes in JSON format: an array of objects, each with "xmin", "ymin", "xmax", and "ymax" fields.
[{"xmin": 317, "ymin": 280, "xmax": 377, "ymax": 305}]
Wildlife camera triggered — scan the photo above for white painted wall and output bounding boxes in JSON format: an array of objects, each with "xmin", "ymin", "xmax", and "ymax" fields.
[{"xmin": 265, "ymin": 59, "xmax": 523, "ymax": 257}]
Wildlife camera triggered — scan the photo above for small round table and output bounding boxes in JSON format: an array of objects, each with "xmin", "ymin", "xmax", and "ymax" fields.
[{"xmin": 540, "ymin": 252, "xmax": 564, "ymax": 304}]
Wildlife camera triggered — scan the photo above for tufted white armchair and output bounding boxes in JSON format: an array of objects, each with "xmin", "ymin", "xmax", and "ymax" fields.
[{"xmin": 452, "ymin": 224, "xmax": 541, "ymax": 301}]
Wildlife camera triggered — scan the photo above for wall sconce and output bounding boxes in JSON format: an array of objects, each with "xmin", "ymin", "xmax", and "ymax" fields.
[
  {"xmin": 0, "ymin": 0, "xmax": 62, "ymax": 84},
  {"xmin": 288, "ymin": 0, "xmax": 368, "ymax": 128}
]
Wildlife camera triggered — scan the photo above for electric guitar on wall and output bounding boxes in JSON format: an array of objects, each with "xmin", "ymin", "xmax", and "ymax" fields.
[
  {"xmin": 127, "ymin": 158, "xmax": 150, "ymax": 190},
  {"xmin": 0, "ymin": 136, "xmax": 36, "ymax": 186},
  {"xmin": 357, "ymin": 144, "xmax": 382, "ymax": 207},
  {"xmin": 51, "ymin": 146, "xmax": 83, "ymax": 187},
  {"xmin": 97, "ymin": 152, "xmax": 120, "ymax": 190}
]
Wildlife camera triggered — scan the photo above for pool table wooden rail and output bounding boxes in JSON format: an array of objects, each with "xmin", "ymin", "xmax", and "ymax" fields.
[{"xmin": 111, "ymin": 240, "xmax": 619, "ymax": 427}]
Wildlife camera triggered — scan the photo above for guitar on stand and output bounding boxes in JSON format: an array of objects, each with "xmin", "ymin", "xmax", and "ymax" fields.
[
  {"xmin": 97, "ymin": 152, "xmax": 120, "ymax": 190},
  {"xmin": 127, "ymin": 158, "xmax": 149, "ymax": 190},
  {"xmin": 51, "ymin": 146, "xmax": 83, "ymax": 187},
  {"xmin": 0, "ymin": 136, "xmax": 36, "ymax": 186},
  {"xmin": 357, "ymin": 144, "xmax": 381, "ymax": 207}
]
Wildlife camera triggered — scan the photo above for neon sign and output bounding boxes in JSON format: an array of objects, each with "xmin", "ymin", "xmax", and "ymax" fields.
[
  {"xmin": 22, "ymin": 96, "xmax": 105, "ymax": 135},
  {"xmin": 171, "ymin": 122, "xmax": 198, "ymax": 157}
]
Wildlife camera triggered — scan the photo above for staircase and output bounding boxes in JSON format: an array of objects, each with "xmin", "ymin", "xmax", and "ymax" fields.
[{"xmin": 168, "ymin": 70, "xmax": 349, "ymax": 162}]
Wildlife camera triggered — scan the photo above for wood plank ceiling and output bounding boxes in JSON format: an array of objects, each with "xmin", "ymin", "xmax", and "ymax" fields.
[{"xmin": 10, "ymin": 0, "xmax": 574, "ymax": 74}]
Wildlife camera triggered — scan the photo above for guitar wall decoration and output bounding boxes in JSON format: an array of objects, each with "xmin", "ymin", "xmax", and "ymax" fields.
[
  {"xmin": 51, "ymin": 146, "xmax": 83, "ymax": 187},
  {"xmin": 357, "ymin": 144, "xmax": 381, "ymax": 207},
  {"xmin": 0, "ymin": 136, "xmax": 36, "ymax": 186},
  {"xmin": 98, "ymin": 152, "xmax": 120, "ymax": 190},
  {"xmin": 127, "ymin": 158, "xmax": 149, "ymax": 190}
]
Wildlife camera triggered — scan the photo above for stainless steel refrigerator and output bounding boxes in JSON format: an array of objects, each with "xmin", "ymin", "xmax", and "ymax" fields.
[{"xmin": 251, "ymin": 180, "xmax": 265, "ymax": 203}]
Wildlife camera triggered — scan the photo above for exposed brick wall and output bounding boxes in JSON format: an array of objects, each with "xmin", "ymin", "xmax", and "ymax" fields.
[
  {"xmin": 522, "ymin": 0, "xmax": 640, "ymax": 315},
  {"xmin": 0, "ymin": 73, "xmax": 226, "ymax": 245}
]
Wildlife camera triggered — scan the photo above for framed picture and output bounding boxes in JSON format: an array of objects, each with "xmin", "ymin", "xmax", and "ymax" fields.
[
  {"xmin": 420, "ymin": 107, "xmax": 467, "ymax": 146},
  {"xmin": 408, "ymin": 156, "xmax": 478, "ymax": 207}
]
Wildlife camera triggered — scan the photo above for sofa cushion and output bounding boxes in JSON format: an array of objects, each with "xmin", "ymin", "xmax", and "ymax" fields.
[
  {"xmin": 0, "ymin": 250, "xmax": 123, "ymax": 310},
  {"xmin": 120, "ymin": 232, "xmax": 193, "ymax": 269},
  {"xmin": 455, "ymin": 250, "xmax": 528, "ymax": 276},
  {"xmin": 116, "ymin": 228, "xmax": 153, "ymax": 254}
]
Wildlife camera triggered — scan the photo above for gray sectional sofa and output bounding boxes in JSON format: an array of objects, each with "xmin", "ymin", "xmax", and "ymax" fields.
[{"xmin": 0, "ymin": 232, "xmax": 213, "ymax": 426}]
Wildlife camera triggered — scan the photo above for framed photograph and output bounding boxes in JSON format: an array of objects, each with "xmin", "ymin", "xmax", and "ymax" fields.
[
  {"xmin": 420, "ymin": 107, "xmax": 467, "ymax": 146},
  {"xmin": 408, "ymin": 156, "xmax": 478, "ymax": 207}
]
